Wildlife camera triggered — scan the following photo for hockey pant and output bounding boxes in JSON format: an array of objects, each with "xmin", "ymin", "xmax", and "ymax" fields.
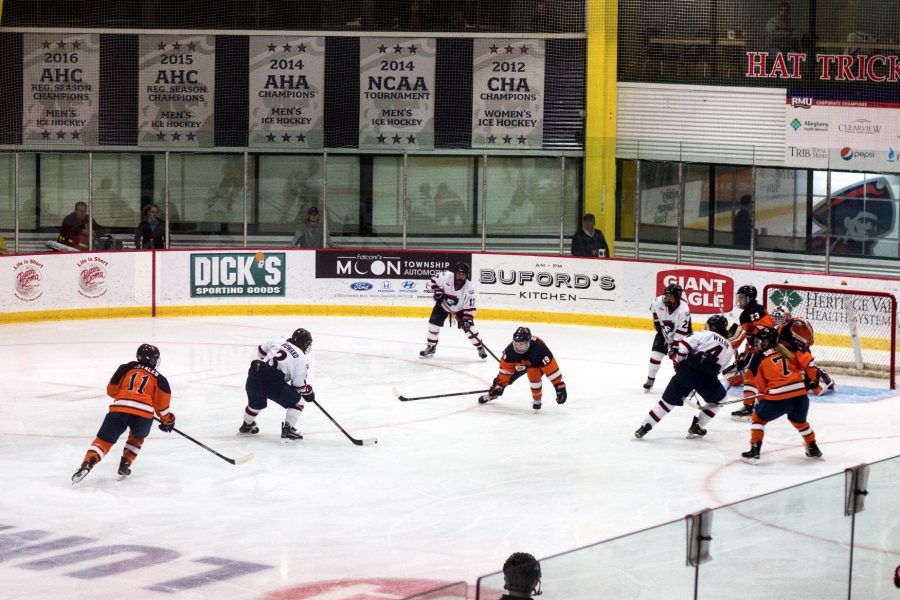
[
  {"xmin": 245, "ymin": 362, "xmax": 304, "ymax": 427},
  {"xmin": 84, "ymin": 411, "xmax": 152, "ymax": 467}
]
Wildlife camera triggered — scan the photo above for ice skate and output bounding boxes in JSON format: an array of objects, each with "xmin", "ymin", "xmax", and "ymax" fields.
[
  {"xmin": 478, "ymin": 393, "xmax": 492, "ymax": 404},
  {"xmin": 477, "ymin": 346, "xmax": 487, "ymax": 359},
  {"xmin": 634, "ymin": 423, "xmax": 652, "ymax": 439},
  {"xmin": 731, "ymin": 404, "xmax": 754, "ymax": 421},
  {"xmin": 117, "ymin": 457, "xmax": 131, "ymax": 481},
  {"xmin": 642, "ymin": 377, "xmax": 654, "ymax": 392},
  {"xmin": 419, "ymin": 344, "xmax": 436, "ymax": 359},
  {"xmin": 686, "ymin": 416, "xmax": 707, "ymax": 439},
  {"xmin": 281, "ymin": 422, "xmax": 303, "ymax": 441},
  {"xmin": 532, "ymin": 400, "xmax": 542, "ymax": 411},
  {"xmin": 238, "ymin": 420, "xmax": 259, "ymax": 435},
  {"xmin": 741, "ymin": 442, "xmax": 761, "ymax": 464},
  {"xmin": 71, "ymin": 459, "xmax": 95, "ymax": 484},
  {"xmin": 805, "ymin": 441, "xmax": 823, "ymax": 460}
]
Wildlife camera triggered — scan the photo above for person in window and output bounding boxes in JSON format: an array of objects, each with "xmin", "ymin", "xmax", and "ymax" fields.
[
  {"xmin": 765, "ymin": 1, "xmax": 800, "ymax": 55},
  {"xmin": 58, "ymin": 201, "xmax": 104, "ymax": 251},
  {"xmin": 570, "ymin": 213, "xmax": 610, "ymax": 257},
  {"xmin": 292, "ymin": 206, "xmax": 326, "ymax": 248},
  {"xmin": 733, "ymin": 194, "xmax": 753, "ymax": 248},
  {"xmin": 134, "ymin": 203, "xmax": 166, "ymax": 249}
]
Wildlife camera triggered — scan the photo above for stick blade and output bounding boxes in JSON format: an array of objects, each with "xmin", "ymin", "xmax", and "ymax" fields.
[
  {"xmin": 392, "ymin": 386, "xmax": 409, "ymax": 401},
  {"xmin": 361, "ymin": 438, "xmax": 378, "ymax": 446},
  {"xmin": 233, "ymin": 452, "xmax": 255, "ymax": 465}
]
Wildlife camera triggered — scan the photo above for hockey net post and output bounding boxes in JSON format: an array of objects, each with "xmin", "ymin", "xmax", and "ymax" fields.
[{"xmin": 763, "ymin": 284, "xmax": 897, "ymax": 389}]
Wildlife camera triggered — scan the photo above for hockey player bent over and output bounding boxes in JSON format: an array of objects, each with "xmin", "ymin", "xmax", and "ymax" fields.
[
  {"xmin": 644, "ymin": 282, "xmax": 692, "ymax": 391},
  {"xmin": 478, "ymin": 327, "xmax": 566, "ymax": 410},
  {"xmin": 634, "ymin": 315, "xmax": 733, "ymax": 440},
  {"xmin": 419, "ymin": 262, "xmax": 487, "ymax": 359},
  {"xmin": 728, "ymin": 284, "xmax": 775, "ymax": 420},
  {"xmin": 772, "ymin": 307, "xmax": 835, "ymax": 395},
  {"xmin": 72, "ymin": 344, "xmax": 175, "ymax": 483},
  {"xmin": 739, "ymin": 327, "xmax": 823, "ymax": 464},
  {"xmin": 239, "ymin": 328, "xmax": 315, "ymax": 441}
]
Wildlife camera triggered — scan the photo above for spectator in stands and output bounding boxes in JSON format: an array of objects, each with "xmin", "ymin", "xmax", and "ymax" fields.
[
  {"xmin": 765, "ymin": 1, "xmax": 800, "ymax": 54},
  {"xmin": 571, "ymin": 213, "xmax": 610, "ymax": 257},
  {"xmin": 499, "ymin": 552, "xmax": 542, "ymax": 599},
  {"xmin": 733, "ymin": 194, "xmax": 753, "ymax": 248},
  {"xmin": 134, "ymin": 203, "xmax": 167, "ymax": 249},
  {"xmin": 58, "ymin": 201, "xmax": 104, "ymax": 251},
  {"xmin": 292, "ymin": 206, "xmax": 326, "ymax": 248}
]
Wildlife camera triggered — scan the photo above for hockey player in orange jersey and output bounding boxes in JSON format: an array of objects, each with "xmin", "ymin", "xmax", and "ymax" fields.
[
  {"xmin": 71, "ymin": 344, "xmax": 175, "ymax": 483},
  {"xmin": 478, "ymin": 327, "xmax": 566, "ymax": 411},
  {"xmin": 740, "ymin": 328, "xmax": 823, "ymax": 464},
  {"xmin": 727, "ymin": 284, "xmax": 775, "ymax": 420},
  {"xmin": 771, "ymin": 306, "xmax": 835, "ymax": 395}
]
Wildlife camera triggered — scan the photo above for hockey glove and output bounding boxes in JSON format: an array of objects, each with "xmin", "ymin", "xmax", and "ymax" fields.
[
  {"xmin": 555, "ymin": 383, "xmax": 567, "ymax": 404},
  {"xmin": 433, "ymin": 291, "xmax": 444, "ymax": 303},
  {"xmin": 300, "ymin": 384, "xmax": 315, "ymax": 403},
  {"xmin": 488, "ymin": 378, "xmax": 505, "ymax": 400},
  {"xmin": 158, "ymin": 412, "xmax": 176, "ymax": 432}
]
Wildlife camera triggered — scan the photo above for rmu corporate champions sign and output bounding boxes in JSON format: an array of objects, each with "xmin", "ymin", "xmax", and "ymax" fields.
[
  {"xmin": 139, "ymin": 35, "xmax": 215, "ymax": 147},
  {"xmin": 190, "ymin": 252, "xmax": 286, "ymax": 297},
  {"xmin": 248, "ymin": 36, "xmax": 325, "ymax": 149},
  {"xmin": 22, "ymin": 33, "xmax": 100, "ymax": 146}
]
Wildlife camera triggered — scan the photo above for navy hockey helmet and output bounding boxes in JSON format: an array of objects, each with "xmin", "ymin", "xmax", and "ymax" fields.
[
  {"xmin": 663, "ymin": 282, "xmax": 683, "ymax": 307},
  {"xmin": 736, "ymin": 284, "xmax": 757, "ymax": 308},
  {"xmin": 503, "ymin": 552, "xmax": 542, "ymax": 595},
  {"xmin": 453, "ymin": 262, "xmax": 470, "ymax": 279},
  {"xmin": 754, "ymin": 327, "xmax": 779, "ymax": 352},
  {"xmin": 290, "ymin": 328, "xmax": 313, "ymax": 354},
  {"xmin": 512, "ymin": 326, "xmax": 533, "ymax": 353},
  {"xmin": 136, "ymin": 343, "xmax": 160, "ymax": 368},
  {"xmin": 705, "ymin": 314, "xmax": 729, "ymax": 337}
]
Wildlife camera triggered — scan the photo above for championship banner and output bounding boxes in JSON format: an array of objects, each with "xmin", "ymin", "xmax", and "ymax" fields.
[
  {"xmin": 359, "ymin": 38, "xmax": 435, "ymax": 150},
  {"xmin": 138, "ymin": 35, "xmax": 215, "ymax": 147},
  {"xmin": 472, "ymin": 39, "xmax": 545, "ymax": 149},
  {"xmin": 22, "ymin": 34, "xmax": 100, "ymax": 146},
  {"xmin": 785, "ymin": 96, "xmax": 900, "ymax": 172},
  {"xmin": 248, "ymin": 36, "xmax": 325, "ymax": 149}
]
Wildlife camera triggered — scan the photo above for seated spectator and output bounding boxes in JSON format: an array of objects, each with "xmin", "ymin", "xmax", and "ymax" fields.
[
  {"xmin": 134, "ymin": 203, "xmax": 167, "ymax": 249},
  {"xmin": 291, "ymin": 206, "xmax": 326, "ymax": 248},
  {"xmin": 570, "ymin": 213, "xmax": 610, "ymax": 257},
  {"xmin": 500, "ymin": 552, "xmax": 542, "ymax": 599},
  {"xmin": 58, "ymin": 201, "xmax": 104, "ymax": 251}
]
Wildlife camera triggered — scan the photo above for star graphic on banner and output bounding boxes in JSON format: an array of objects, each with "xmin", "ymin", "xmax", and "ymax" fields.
[
  {"xmin": 187, "ymin": 42, "xmax": 196, "ymax": 51},
  {"xmin": 392, "ymin": 134, "xmax": 402, "ymax": 143},
  {"xmin": 57, "ymin": 41, "xmax": 66, "ymax": 49},
  {"xmin": 297, "ymin": 133, "xmax": 306, "ymax": 142},
  {"xmin": 378, "ymin": 44, "xmax": 387, "ymax": 53},
  {"xmin": 172, "ymin": 41, "xmax": 181, "ymax": 50},
  {"xmin": 487, "ymin": 134, "xmax": 497, "ymax": 144},
  {"xmin": 489, "ymin": 45, "xmax": 499, "ymax": 53},
  {"xmin": 157, "ymin": 41, "xmax": 166, "ymax": 51},
  {"xmin": 409, "ymin": 45, "xmax": 418, "ymax": 54},
  {"xmin": 42, "ymin": 40, "xmax": 50, "ymax": 49},
  {"xmin": 297, "ymin": 43, "xmax": 307, "ymax": 53},
  {"xmin": 266, "ymin": 133, "xmax": 276, "ymax": 142},
  {"xmin": 186, "ymin": 131, "xmax": 196, "ymax": 141},
  {"xmin": 283, "ymin": 43, "xmax": 292, "ymax": 52},
  {"xmin": 41, "ymin": 130, "xmax": 50, "ymax": 139},
  {"xmin": 407, "ymin": 135, "xmax": 416, "ymax": 144},
  {"xmin": 56, "ymin": 131, "xmax": 66, "ymax": 139},
  {"xmin": 172, "ymin": 132, "xmax": 181, "ymax": 141},
  {"xmin": 503, "ymin": 135, "xmax": 512, "ymax": 144},
  {"xmin": 520, "ymin": 46, "xmax": 529, "ymax": 54},
  {"xmin": 505, "ymin": 45, "xmax": 514, "ymax": 53},
  {"xmin": 393, "ymin": 44, "xmax": 403, "ymax": 53},
  {"xmin": 71, "ymin": 131, "xmax": 80, "ymax": 139},
  {"xmin": 282, "ymin": 133, "xmax": 292, "ymax": 142},
  {"xmin": 72, "ymin": 40, "xmax": 81, "ymax": 50},
  {"xmin": 267, "ymin": 43, "xmax": 277, "ymax": 52},
  {"xmin": 518, "ymin": 135, "xmax": 527, "ymax": 144},
  {"xmin": 157, "ymin": 131, "xmax": 167, "ymax": 140},
  {"xmin": 377, "ymin": 134, "xmax": 386, "ymax": 143}
]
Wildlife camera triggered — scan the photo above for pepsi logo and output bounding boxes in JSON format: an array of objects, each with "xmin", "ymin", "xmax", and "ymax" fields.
[{"xmin": 840, "ymin": 147, "xmax": 854, "ymax": 160}]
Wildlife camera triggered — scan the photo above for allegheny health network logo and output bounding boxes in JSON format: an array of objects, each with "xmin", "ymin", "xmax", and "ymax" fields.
[{"xmin": 790, "ymin": 118, "xmax": 802, "ymax": 131}]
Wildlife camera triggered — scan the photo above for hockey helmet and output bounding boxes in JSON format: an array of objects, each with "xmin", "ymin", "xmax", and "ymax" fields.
[
  {"xmin": 290, "ymin": 328, "xmax": 313, "ymax": 354},
  {"xmin": 663, "ymin": 282, "xmax": 683, "ymax": 307},
  {"xmin": 788, "ymin": 317, "xmax": 814, "ymax": 347},
  {"xmin": 503, "ymin": 552, "xmax": 542, "ymax": 595},
  {"xmin": 736, "ymin": 284, "xmax": 757, "ymax": 308},
  {"xmin": 453, "ymin": 262, "xmax": 470, "ymax": 279},
  {"xmin": 512, "ymin": 326, "xmax": 533, "ymax": 353},
  {"xmin": 705, "ymin": 314, "xmax": 729, "ymax": 337},
  {"xmin": 770, "ymin": 305, "xmax": 786, "ymax": 327},
  {"xmin": 753, "ymin": 327, "xmax": 779, "ymax": 352},
  {"xmin": 136, "ymin": 343, "xmax": 160, "ymax": 368}
]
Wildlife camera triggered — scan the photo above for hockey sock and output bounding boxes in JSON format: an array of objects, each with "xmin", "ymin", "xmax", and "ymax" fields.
[
  {"xmin": 697, "ymin": 403, "xmax": 721, "ymax": 426},
  {"xmin": 284, "ymin": 407, "xmax": 302, "ymax": 428},
  {"xmin": 647, "ymin": 399, "xmax": 676, "ymax": 425},
  {"xmin": 243, "ymin": 406, "xmax": 259, "ymax": 424}
]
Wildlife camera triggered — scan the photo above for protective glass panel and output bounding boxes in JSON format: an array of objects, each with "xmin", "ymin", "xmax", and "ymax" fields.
[
  {"xmin": 257, "ymin": 155, "xmax": 324, "ymax": 240},
  {"xmin": 850, "ymin": 456, "xmax": 900, "ymax": 599},
  {"xmin": 637, "ymin": 161, "xmax": 679, "ymax": 245},
  {"xmin": 400, "ymin": 581, "xmax": 467, "ymax": 600}
]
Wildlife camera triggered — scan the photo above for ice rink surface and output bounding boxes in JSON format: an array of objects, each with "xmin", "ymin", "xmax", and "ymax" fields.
[{"xmin": 1, "ymin": 315, "xmax": 899, "ymax": 599}]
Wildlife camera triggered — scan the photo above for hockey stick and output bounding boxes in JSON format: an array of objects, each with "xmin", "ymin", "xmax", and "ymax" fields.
[
  {"xmin": 309, "ymin": 400, "xmax": 378, "ymax": 446},
  {"xmin": 393, "ymin": 386, "xmax": 490, "ymax": 401},
  {"xmin": 684, "ymin": 392, "xmax": 762, "ymax": 410},
  {"xmin": 154, "ymin": 418, "xmax": 255, "ymax": 465},
  {"xmin": 468, "ymin": 330, "xmax": 501, "ymax": 363}
]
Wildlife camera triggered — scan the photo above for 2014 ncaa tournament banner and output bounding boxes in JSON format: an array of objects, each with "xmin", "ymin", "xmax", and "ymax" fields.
[
  {"xmin": 248, "ymin": 36, "xmax": 325, "ymax": 149},
  {"xmin": 21, "ymin": 33, "xmax": 100, "ymax": 146},
  {"xmin": 358, "ymin": 38, "xmax": 435, "ymax": 150},
  {"xmin": 472, "ymin": 39, "xmax": 545, "ymax": 149},
  {"xmin": 138, "ymin": 35, "xmax": 215, "ymax": 148}
]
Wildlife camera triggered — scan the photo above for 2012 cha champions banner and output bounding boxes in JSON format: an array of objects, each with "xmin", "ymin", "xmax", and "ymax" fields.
[
  {"xmin": 359, "ymin": 38, "xmax": 436, "ymax": 150},
  {"xmin": 248, "ymin": 36, "xmax": 325, "ymax": 149},
  {"xmin": 22, "ymin": 33, "xmax": 100, "ymax": 146},
  {"xmin": 472, "ymin": 38, "xmax": 545, "ymax": 149},
  {"xmin": 138, "ymin": 35, "xmax": 215, "ymax": 147}
]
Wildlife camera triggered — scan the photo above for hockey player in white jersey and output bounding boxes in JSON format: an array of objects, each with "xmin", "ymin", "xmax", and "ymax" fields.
[
  {"xmin": 644, "ymin": 282, "xmax": 693, "ymax": 391},
  {"xmin": 419, "ymin": 262, "xmax": 487, "ymax": 359},
  {"xmin": 635, "ymin": 314, "xmax": 734, "ymax": 440},
  {"xmin": 239, "ymin": 328, "xmax": 315, "ymax": 441}
]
